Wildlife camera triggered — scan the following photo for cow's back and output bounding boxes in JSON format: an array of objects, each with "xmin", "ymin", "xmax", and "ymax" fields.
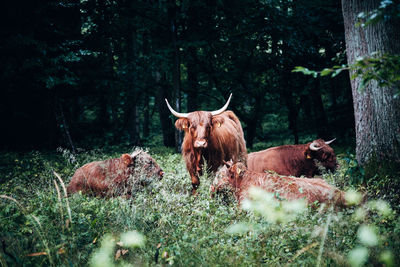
[
  {"xmin": 209, "ymin": 111, "xmax": 247, "ymax": 170},
  {"xmin": 248, "ymin": 147, "xmax": 292, "ymax": 175},
  {"xmin": 239, "ymin": 170, "xmax": 345, "ymax": 207},
  {"xmin": 67, "ymin": 158, "xmax": 127, "ymax": 195}
]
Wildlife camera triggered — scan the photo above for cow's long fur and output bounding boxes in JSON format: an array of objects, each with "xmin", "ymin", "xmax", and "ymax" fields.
[
  {"xmin": 176, "ymin": 110, "xmax": 247, "ymax": 192},
  {"xmin": 67, "ymin": 149, "xmax": 163, "ymax": 197},
  {"xmin": 212, "ymin": 162, "xmax": 346, "ymax": 208},
  {"xmin": 248, "ymin": 139, "xmax": 337, "ymax": 177}
]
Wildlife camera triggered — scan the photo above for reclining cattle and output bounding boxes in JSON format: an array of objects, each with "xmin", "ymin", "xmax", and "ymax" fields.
[
  {"xmin": 210, "ymin": 161, "xmax": 346, "ymax": 208},
  {"xmin": 166, "ymin": 94, "xmax": 247, "ymax": 194},
  {"xmin": 67, "ymin": 150, "xmax": 164, "ymax": 197},
  {"xmin": 248, "ymin": 139, "xmax": 338, "ymax": 177}
]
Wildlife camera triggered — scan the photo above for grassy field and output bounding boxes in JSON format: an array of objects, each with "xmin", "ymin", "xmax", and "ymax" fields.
[{"xmin": 0, "ymin": 145, "xmax": 399, "ymax": 266}]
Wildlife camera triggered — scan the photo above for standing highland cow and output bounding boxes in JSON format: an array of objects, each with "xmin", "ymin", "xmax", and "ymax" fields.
[
  {"xmin": 211, "ymin": 161, "xmax": 346, "ymax": 208},
  {"xmin": 166, "ymin": 94, "xmax": 247, "ymax": 194},
  {"xmin": 248, "ymin": 139, "xmax": 338, "ymax": 177},
  {"xmin": 67, "ymin": 150, "xmax": 164, "ymax": 197}
]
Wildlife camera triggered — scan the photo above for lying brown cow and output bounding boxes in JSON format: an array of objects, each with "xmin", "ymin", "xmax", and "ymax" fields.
[
  {"xmin": 67, "ymin": 150, "xmax": 164, "ymax": 197},
  {"xmin": 248, "ymin": 139, "xmax": 338, "ymax": 177},
  {"xmin": 211, "ymin": 161, "xmax": 346, "ymax": 208},
  {"xmin": 166, "ymin": 93, "xmax": 247, "ymax": 194}
]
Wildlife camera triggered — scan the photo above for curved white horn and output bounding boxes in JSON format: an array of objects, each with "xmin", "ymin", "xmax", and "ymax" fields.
[
  {"xmin": 309, "ymin": 141, "xmax": 322, "ymax": 151},
  {"xmin": 165, "ymin": 99, "xmax": 189, "ymax": 118},
  {"xmin": 210, "ymin": 93, "xmax": 232, "ymax": 116},
  {"xmin": 324, "ymin": 138, "xmax": 336, "ymax": 145}
]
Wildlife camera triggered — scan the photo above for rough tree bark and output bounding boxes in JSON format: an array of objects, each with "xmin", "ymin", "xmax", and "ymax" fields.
[{"xmin": 342, "ymin": 0, "xmax": 400, "ymax": 175}]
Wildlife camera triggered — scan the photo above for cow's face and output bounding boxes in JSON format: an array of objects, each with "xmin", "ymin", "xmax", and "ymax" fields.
[
  {"xmin": 227, "ymin": 162, "xmax": 246, "ymax": 186},
  {"xmin": 176, "ymin": 111, "xmax": 216, "ymax": 149},
  {"xmin": 318, "ymin": 149, "xmax": 337, "ymax": 172},
  {"xmin": 304, "ymin": 139, "xmax": 338, "ymax": 173},
  {"xmin": 167, "ymin": 94, "xmax": 232, "ymax": 149},
  {"xmin": 123, "ymin": 151, "xmax": 164, "ymax": 185},
  {"xmin": 211, "ymin": 161, "xmax": 245, "ymax": 194}
]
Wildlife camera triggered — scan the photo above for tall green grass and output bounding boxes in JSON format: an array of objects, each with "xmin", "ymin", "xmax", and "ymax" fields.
[{"xmin": 0, "ymin": 146, "xmax": 399, "ymax": 266}]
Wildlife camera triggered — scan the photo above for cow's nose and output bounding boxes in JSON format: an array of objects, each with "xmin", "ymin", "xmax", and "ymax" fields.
[{"xmin": 194, "ymin": 140, "xmax": 207, "ymax": 148}]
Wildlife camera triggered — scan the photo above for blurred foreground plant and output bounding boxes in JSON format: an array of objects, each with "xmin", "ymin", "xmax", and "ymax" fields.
[
  {"xmin": 226, "ymin": 187, "xmax": 397, "ymax": 267},
  {"xmin": 90, "ymin": 231, "xmax": 145, "ymax": 267}
]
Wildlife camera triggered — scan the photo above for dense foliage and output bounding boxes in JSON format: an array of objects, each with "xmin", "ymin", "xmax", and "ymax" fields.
[
  {"xmin": 1, "ymin": 145, "xmax": 399, "ymax": 266},
  {"xmin": 1, "ymin": 0, "xmax": 354, "ymax": 150}
]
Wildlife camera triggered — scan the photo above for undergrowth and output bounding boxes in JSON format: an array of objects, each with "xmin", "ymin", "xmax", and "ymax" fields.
[{"xmin": 0, "ymin": 146, "xmax": 399, "ymax": 266}]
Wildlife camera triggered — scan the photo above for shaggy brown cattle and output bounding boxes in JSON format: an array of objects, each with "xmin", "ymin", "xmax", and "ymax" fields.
[
  {"xmin": 166, "ymin": 94, "xmax": 247, "ymax": 194},
  {"xmin": 211, "ymin": 161, "xmax": 346, "ymax": 207},
  {"xmin": 248, "ymin": 139, "xmax": 338, "ymax": 177},
  {"xmin": 67, "ymin": 150, "xmax": 164, "ymax": 197}
]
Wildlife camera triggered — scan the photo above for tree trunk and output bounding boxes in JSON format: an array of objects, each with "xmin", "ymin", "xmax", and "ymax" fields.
[
  {"xmin": 187, "ymin": 47, "xmax": 198, "ymax": 112},
  {"xmin": 284, "ymin": 92, "xmax": 299, "ymax": 144},
  {"xmin": 246, "ymin": 94, "xmax": 263, "ymax": 148},
  {"xmin": 281, "ymin": 75, "xmax": 299, "ymax": 144},
  {"xmin": 169, "ymin": 0, "xmax": 183, "ymax": 152},
  {"xmin": 342, "ymin": 0, "xmax": 400, "ymax": 176},
  {"xmin": 56, "ymin": 100, "xmax": 76, "ymax": 154},
  {"xmin": 143, "ymin": 93, "xmax": 150, "ymax": 139},
  {"xmin": 310, "ymin": 79, "xmax": 329, "ymax": 139},
  {"xmin": 155, "ymin": 72, "xmax": 175, "ymax": 147},
  {"xmin": 128, "ymin": 104, "xmax": 141, "ymax": 145},
  {"xmin": 126, "ymin": 30, "xmax": 141, "ymax": 146}
]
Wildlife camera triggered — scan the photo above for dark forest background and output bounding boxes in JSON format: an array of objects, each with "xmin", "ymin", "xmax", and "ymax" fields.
[{"xmin": 1, "ymin": 0, "xmax": 354, "ymax": 151}]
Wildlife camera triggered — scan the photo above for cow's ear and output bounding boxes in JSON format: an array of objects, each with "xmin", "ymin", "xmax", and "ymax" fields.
[
  {"xmin": 212, "ymin": 116, "xmax": 224, "ymax": 128},
  {"xmin": 121, "ymin": 154, "xmax": 132, "ymax": 165},
  {"xmin": 175, "ymin": 118, "xmax": 189, "ymax": 131},
  {"xmin": 304, "ymin": 149, "xmax": 313, "ymax": 160}
]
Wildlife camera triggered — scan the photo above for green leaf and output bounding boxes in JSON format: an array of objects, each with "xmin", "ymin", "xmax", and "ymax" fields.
[
  {"xmin": 331, "ymin": 68, "xmax": 343, "ymax": 77},
  {"xmin": 379, "ymin": 250, "xmax": 394, "ymax": 267},
  {"xmin": 348, "ymin": 247, "xmax": 368, "ymax": 267},
  {"xmin": 320, "ymin": 68, "xmax": 332, "ymax": 76},
  {"xmin": 292, "ymin": 66, "xmax": 308, "ymax": 73},
  {"xmin": 358, "ymin": 225, "xmax": 378, "ymax": 247}
]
